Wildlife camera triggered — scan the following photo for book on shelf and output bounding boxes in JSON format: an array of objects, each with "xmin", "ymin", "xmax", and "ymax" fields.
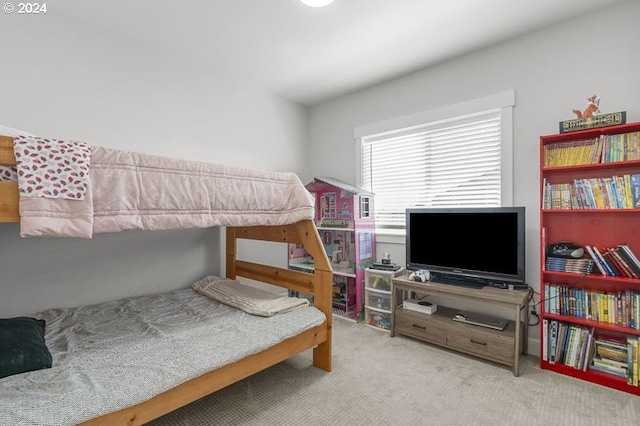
[
  {"xmin": 592, "ymin": 180, "xmax": 607, "ymax": 209},
  {"xmin": 609, "ymin": 247, "xmax": 639, "ymax": 278},
  {"xmin": 549, "ymin": 319, "xmax": 559, "ymax": 364},
  {"xmin": 567, "ymin": 324, "xmax": 588, "ymax": 369},
  {"xmin": 591, "ymin": 359, "xmax": 628, "ymax": 378},
  {"xmin": 591, "ymin": 246, "xmax": 618, "ymax": 276},
  {"xmin": 624, "ymin": 174, "xmax": 634, "ymax": 208},
  {"xmin": 545, "ymin": 283, "xmax": 559, "ymax": 316},
  {"xmin": 541, "ymin": 226, "xmax": 547, "ymax": 264},
  {"xmin": 613, "ymin": 245, "xmax": 640, "ymax": 278},
  {"xmin": 584, "ymin": 245, "xmax": 607, "ymax": 276},
  {"xmin": 628, "ymin": 337, "xmax": 639, "ymax": 386},
  {"xmin": 545, "ymin": 256, "xmax": 594, "ymax": 274},
  {"xmin": 631, "ymin": 174, "xmax": 640, "ymax": 209},
  {"xmin": 575, "ymin": 326, "xmax": 592, "ymax": 370},
  {"xmin": 562, "ymin": 324, "xmax": 578, "ymax": 366},
  {"xmin": 543, "ymin": 282, "xmax": 550, "ymax": 314},
  {"xmin": 618, "ymin": 244, "xmax": 640, "ymax": 277},
  {"xmin": 602, "ymin": 248, "xmax": 628, "ymax": 277},
  {"xmin": 542, "ymin": 318, "xmax": 549, "ymax": 362},
  {"xmin": 589, "ymin": 331, "xmax": 629, "ymax": 378},
  {"xmin": 596, "ymin": 330, "xmax": 628, "ymax": 349},
  {"xmin": 582, "ymin": 329, "xmax": 596, "ymax": 372},
  {"xmin": 556, "ymin": 322, "xmax": 570, "ymax": 365}
]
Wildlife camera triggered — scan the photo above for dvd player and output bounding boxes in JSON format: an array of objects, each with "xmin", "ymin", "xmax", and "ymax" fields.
[{"xmin": 452, "ymin": 311, "xmax": 508, "ymax": 331}]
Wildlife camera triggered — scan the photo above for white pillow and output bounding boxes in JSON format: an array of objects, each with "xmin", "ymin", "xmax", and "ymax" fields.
[{"xmin": 0, "ymin": 124, "xmax": 33, "ymax": 137}]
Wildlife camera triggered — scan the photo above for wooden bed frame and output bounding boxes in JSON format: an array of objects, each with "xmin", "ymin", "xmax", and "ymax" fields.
[{"xmin": 0, "ymin": 135, "xmax": 333, "ymax": 426}]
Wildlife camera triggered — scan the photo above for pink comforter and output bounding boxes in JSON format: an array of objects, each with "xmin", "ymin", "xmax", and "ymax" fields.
[{"xmin": 18, "ymin": 146, "xmax": 314, "ymax": 238}]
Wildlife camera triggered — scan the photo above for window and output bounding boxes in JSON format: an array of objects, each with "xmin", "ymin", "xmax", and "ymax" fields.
[
  {"xmin": 355, "ymin": 91, "xmax": 515, "ymax": 235},
  {"xmin": 359, "ymin": 196, "xmax": 370, "ymax": 218}
]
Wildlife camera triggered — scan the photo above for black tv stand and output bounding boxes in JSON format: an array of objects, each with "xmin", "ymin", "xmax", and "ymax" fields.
[{"xmin": 430, "ymin": 273, "xmax": 486, "ymax": 289}]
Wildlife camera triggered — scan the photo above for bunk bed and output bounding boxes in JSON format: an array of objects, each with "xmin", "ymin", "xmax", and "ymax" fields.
[{"xmin": 0, "ymin": 134, "xmax": 333, "ymax": 425}]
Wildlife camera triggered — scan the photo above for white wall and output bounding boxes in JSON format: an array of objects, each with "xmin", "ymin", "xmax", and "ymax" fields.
[
  {"xmin": 0, "ymin": 9, "xmax": 307, "ymax": 316},
  {"xmin": 307, "ymin": 0, "xmax": 640, "ymax": 350}
]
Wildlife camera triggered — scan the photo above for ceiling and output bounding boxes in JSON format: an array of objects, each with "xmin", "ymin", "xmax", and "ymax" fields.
[{"xmin": 56, "ymin": 0, "xmax": 625, "ymax": 106}]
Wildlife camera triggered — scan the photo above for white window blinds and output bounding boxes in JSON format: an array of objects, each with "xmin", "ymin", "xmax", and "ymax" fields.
[{"xmin": 361, "ymin": 110, "xmax": 502, "ymax": 231}]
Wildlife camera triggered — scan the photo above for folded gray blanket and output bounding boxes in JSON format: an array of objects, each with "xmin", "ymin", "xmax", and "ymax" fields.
[{"xmin": 193, "ymin": 276, "xmax": 310, "ymax": 317}]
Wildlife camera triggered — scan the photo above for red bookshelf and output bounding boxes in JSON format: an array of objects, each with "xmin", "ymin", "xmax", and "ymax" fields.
[{"xmin": 540, "ymin": 121, "xmax": 640, "ymax": 396}]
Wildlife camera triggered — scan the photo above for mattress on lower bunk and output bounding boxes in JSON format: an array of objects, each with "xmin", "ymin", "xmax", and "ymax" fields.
[{"xmin": 0, "ymin": 288, "xmax": 326, "ymax": 426}]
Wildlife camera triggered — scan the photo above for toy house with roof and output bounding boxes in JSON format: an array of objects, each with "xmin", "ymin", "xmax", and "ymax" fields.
[{"xmin": 288, "ymin": 177, "xmax": 375, "ymax": 320}]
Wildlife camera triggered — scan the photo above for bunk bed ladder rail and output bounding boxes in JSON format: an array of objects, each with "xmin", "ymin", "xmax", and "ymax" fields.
[
  {"xmin": 0, "ymin": 136, "xmax": 18, "ymax": 222},
  {"xmin": 226, "ymin": 222, "xmax": 333, "ymax": 372}
]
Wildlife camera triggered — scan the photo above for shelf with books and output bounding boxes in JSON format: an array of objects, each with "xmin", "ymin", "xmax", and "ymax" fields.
[
  {"xmin": 542, "ymin": 274, "xmax": 640, "ymax": 331},
  {"xmin": 542, "ymin": 270, "xmax": 640, "ymax": 287},
  {"xmin": 543, "ymin": 352, "xmax": 638, "ymax": 394},
  {"xmin": 540, "ymin": 121, "xmax": 640, "ymax": 396},
  {"xmin": 541, "ymin": 319, "xmax": 640, "ymax": 394},
  {"xmin": 541, "ymin": 164, "xmax": 640, "ymax": 210},
  {"xmin": 544, "ymin": 313, "xmax": 640, "ymax": 337},
  {"xmin": 542, "ymin": 122, "xmax": 640, "ymax": 166}
]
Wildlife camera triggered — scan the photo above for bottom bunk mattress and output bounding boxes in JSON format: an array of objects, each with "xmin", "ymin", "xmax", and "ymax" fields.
[{"xmin": 0, "ymin": 287, "xmax": 326, "ymax": 425}]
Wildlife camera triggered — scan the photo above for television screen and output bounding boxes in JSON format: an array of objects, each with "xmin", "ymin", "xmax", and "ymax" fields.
[{"xmin": 406, "ymin": 207, "xmax": 525, "ymax": 288}]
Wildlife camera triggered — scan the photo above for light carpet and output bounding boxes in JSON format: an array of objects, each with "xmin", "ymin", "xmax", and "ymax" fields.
[{"xmin": 150, "ymin": 317, "xmax": 640, "ymax": 425}]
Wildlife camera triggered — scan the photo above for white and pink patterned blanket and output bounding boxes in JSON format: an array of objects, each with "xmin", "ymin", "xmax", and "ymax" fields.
[
  {"xmin": 12, "ymin": 135, "xmax": 91, "ymax": 200},
  {"xmin": 0, "ymin": 165, "xmax": 17, "ymax": 181},
  {"xmin": 11, "ymin": 136, "xmax": 314, "ymax": 238},
  {"xmin": 0, "ymin": 288, "xmax": 325, "ymax": 426}
]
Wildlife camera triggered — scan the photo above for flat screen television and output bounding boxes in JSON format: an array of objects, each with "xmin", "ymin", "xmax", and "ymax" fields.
[{"xmin": 405, "ymin": 207, "xmax": 526, "ymax": 289}]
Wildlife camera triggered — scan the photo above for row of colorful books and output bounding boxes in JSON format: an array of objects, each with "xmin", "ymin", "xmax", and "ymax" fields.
[
  {"xmin": 543, "ymin": 320, "xmax": 593, "ymax": 369},
  {"xmin": 544, "ymin": 138, "xmax": 601, "ymax": 167},
  {"xmin": 545, "ymin": 256, "xmax": 594, "ymax": 275},
  {"xmin": 601, "ymin": 132, "xmax": 640, "ymax": 163},
  {"xmin": 543, "ymin": 283, "xmax": 640, "ymax": 329},
  {"xmin": 543, "ymin": 320, "xmax": 640, "ymax": 386},
  {"xmin": 541, "ymin": 174, "xmax": 640, "ymax": 210},
  {"xmin": 584, "ymin": 244, "xmax": 640, "ymax": 279},
  {"xmin": 543, "ymin": 131, "xmax": 640, "ymax": 167}
]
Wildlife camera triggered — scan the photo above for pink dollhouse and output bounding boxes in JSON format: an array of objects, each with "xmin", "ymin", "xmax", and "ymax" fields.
[{"xmin": 288, "ymin": 177, "xmax": 375, "ymax": 320}]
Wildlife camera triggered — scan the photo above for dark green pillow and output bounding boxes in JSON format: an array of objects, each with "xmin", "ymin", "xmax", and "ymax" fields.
[{"xmin": 0, "ymin": 317, "xmax": 52, "ymax": 379}]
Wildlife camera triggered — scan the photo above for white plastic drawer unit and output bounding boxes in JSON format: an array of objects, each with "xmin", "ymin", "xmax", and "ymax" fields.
[
  {"xmin": 365, "ymin": 270, "xmax": 395, "ymax": 292},
  {"xmin": 365, "ymin": 288, "xmax": 391, "ymax": 311},
  {"xmin": 365, "ymin": 306, "xmax": 391, "ymax": 330}
]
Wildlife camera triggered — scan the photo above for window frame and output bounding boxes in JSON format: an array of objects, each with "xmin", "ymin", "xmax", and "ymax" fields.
[{"xmin": 355, "ymin": 90, "xmax": 515, "ymax": 241}]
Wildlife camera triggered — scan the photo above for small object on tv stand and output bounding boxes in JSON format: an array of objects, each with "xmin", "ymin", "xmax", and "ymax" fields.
[
  {"xmin": 403, "ymin": 298, "xmax": 437, "ymax": 315},
  {"xmin": 409, "ymin": 270, "xmax": 430, "ymax": 282},
  {"xmin": 489, "ymin": 281, "xmax": 529, "ymax": 290},
  {"xmin": 430, "ymin": 272, "xmax": 485, "ymax": 289}
]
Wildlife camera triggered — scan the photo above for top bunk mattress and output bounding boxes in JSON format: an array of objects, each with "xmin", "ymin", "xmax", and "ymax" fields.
[
  {"xmin": 0, "ymin": 288, "xmax": 326, "ymax": 426},
  {"xmin": 0, "ymin": 135, "xmax": 315, "ymax": 237}
]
